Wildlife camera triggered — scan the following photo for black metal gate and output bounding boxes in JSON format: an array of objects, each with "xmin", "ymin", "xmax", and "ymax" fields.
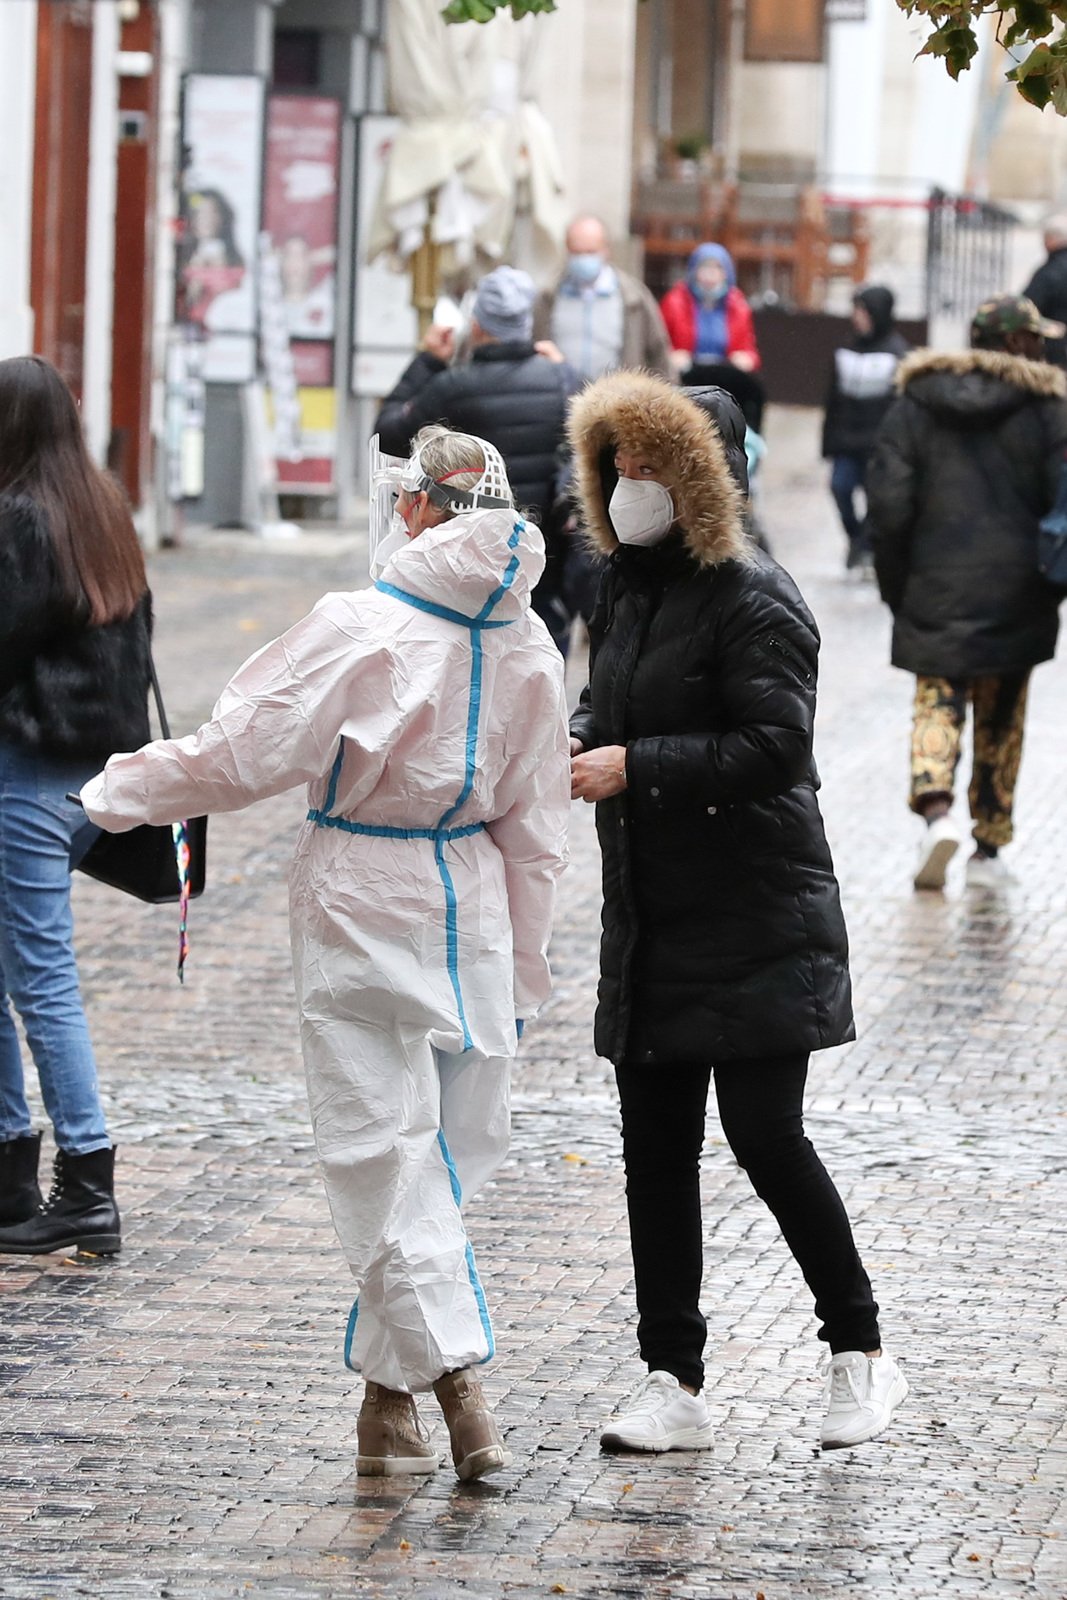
[{"xmin": 926, "ymin": 188, "xmax": 1017, "ymax": 320}]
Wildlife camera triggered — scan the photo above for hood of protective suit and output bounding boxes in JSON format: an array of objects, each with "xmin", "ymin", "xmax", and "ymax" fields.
[
  {"xmin": 377, "ymin": 505, "xmax": 545, "ymax": 620},
  {"xmin": 567, "ymin": 369, "xmax": 749, "ymax": 566}
]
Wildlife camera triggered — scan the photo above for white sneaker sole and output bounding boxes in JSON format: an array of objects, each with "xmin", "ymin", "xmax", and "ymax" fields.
[
  {"xmin": 821, "ymin": 1370, "xmax": 909, "ymax": 1450},
  {"xmin": 455, "ymin": 1444, "xmax": 512, "ymax": 1481},
  {"xmin": 914, "ymin": 835, "xmax": 958, "ymax": 890},
  {"xmin": 600, "ymin": 1423, "xmax": 714, "ymax": 1453},
  {"xmin": 356, "ymin": 1452, "xmax": 440, "ymax": 1476}
]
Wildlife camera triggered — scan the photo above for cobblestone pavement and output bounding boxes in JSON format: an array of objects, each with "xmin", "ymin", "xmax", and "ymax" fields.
[{"xmin": 2, "ymin": 410, "xmax": 1066, "ymax": 1600}]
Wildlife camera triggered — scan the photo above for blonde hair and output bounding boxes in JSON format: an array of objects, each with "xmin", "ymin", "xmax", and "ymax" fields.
[{"xmin": 411, "ymin": 424, "xmax": 485, "ymax": 515}]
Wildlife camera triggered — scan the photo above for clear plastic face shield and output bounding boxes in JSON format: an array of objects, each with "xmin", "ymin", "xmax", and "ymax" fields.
[
  {"xmin": 367, "ymin": 433, "xmax": 514, "ymax": 580},
  {"xmin": 368, "ymin": 436, "xmax": 411, "ymax": 580}
]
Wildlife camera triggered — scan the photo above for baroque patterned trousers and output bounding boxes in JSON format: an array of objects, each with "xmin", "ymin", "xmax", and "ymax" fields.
[{"xmin": 909, "ymin": 672, "xmax": 1030, "ymax": 849}]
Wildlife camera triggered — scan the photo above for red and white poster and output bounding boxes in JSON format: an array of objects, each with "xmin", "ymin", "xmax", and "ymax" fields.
[{"xmin": 263, "ymin": 95, "xmax": 341, "ymax": 345}]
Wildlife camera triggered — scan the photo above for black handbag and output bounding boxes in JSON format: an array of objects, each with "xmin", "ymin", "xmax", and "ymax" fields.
[{"xmin": 76, "ymin": 661, "xmax": 207, "ymax": 904}]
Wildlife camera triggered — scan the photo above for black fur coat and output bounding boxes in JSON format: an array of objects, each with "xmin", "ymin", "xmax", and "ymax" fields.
[
  {"xmin": 568, "ymin": 373, "xmax": 854, "ymax": 1067},
  {"xmin": 0, "ymin": 494, "xmax": 152, "ymax": 762}
]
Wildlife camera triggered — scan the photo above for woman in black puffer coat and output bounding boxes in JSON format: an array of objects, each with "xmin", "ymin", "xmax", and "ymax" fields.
[
  {"xmin": 0, "ymin": 356, "xmax": 152, "ymax": 1259},
  {"xmin": 568, "ymin": 371, "xmax": 906, "ymax": 1454}
]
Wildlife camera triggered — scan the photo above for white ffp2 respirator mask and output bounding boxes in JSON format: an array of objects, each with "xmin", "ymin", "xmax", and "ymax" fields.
[{"xmin": 608, "ymin": 477, "xmax": 676, "ymax": 546}]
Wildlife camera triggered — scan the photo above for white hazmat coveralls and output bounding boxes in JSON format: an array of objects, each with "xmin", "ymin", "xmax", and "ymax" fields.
[{"xmin": 81, "ymin": 508, "xmax": 570, "ymax": 1393}]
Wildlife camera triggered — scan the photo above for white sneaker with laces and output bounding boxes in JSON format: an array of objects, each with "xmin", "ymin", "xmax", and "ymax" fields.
[
  {"xmin": 965, "ymin": 851, "xmax": 1011, "ymax": 889},
  {"xmin": 600, "ymin": 1370, "xmax": 713, "ymax": 1452},
  {"xmin": 913, "ymin": 815, "xmax": 960, "ymax": 890},
  {"xmin": 820, "ymin": 1351, "xmax": 908, "ymax": 1450}
]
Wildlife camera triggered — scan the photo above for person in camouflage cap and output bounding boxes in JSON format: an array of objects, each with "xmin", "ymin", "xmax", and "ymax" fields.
[
  {"xmin": 866, "ymin": 294, "xmax": 1067, "ymax": 891},
  {"xmin": 970, "ymin": 294, "xmax": 1065, "ymax": 356}
]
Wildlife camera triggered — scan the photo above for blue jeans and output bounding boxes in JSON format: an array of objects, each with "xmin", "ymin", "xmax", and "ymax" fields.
[
  {"xmin": 829, "ymin": 453, "xmax": 870, "ymax": 546},
  {"xmin": 0, "ymin": 740, "xmax": 110, "ymax": 1155}
]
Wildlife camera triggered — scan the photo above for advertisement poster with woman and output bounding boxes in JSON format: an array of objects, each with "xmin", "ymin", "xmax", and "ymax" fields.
[
  {"xmin": 263, "ymin": 95, "xmax": 341, "ymax": 345},
  {"xmin": 263, "ymin": 94, "xmax": 342, "ymax": 491},
  {"xmin": 177, "ymin": 74, "xmax": 265, "ymax": 382}
]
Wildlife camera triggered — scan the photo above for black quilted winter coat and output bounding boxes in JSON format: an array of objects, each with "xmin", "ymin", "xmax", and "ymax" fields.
[
  {"xmin": 866, "ymin": 348, "xmax": 1067, "ymax": 679},
  {"xmin": 0, "ymin": 494, "xmax": 152, "ymax": 761},
  {"xmin": 375, "ymin": 342, "xmax": 579, "ymax": 525},
  {"xmin": 567, "ymin": 373, "xmax": 854, "ymax": 1067}
]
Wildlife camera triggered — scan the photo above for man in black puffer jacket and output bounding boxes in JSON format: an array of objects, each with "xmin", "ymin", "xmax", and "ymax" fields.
[
  {"xmin": 375, "ymin": 266, "xmax": 580, "ymax": 645},
  {"xmin": 867, "ymin": 293, "xmax": 1067, "ymax": 892},
  {"xmin": 1023, "ymin": 216, "xmax": 1067, "ymax": 367},
  {"xmin": 821, "ymin": 284, "xmax": 910, "ymax": 570}
]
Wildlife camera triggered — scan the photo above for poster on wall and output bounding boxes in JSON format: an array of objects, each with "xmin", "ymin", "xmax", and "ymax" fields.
[
  {"xmin": 352, "ymin": 115, "xmax": 419, "ymax": 398},
  {"xmin": 263, "ymin": 95, "xmax": 341, "ymax": 346},
  {"xmin": 177, "ymin": 74, "xmax": 265, "ymax": 383}
]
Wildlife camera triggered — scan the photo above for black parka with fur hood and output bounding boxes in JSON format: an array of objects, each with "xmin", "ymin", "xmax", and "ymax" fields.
[
  {"xmin": 569, "ymin": 373, "xmax": 854, "ymax": 1067},
  {"xmin": 866, "ymin": 348, "xmax": 1067, "ymax": 678}
]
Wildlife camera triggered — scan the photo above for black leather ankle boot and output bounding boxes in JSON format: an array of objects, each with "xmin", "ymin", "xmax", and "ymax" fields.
[
  {"xmin": 0, "ymin": 1145, "xmax": 120, "ymax": 1255},
  {"xmin": 0, "ymin": 1133, "xmax": 43, "ymax": 1226}
]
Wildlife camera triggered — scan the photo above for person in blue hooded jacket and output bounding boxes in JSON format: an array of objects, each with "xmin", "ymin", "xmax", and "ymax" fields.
[{"xmin": 660, "ymin": 243, "xmax": 763, "ymax": 431}]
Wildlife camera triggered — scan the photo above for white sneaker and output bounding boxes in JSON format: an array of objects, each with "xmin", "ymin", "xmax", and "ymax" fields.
[
  {"xmin": 600, "ymin": 1370, "xmax": 713, "ymax": 1452},
  {"xmin": 913, "ymin": 815, "xmax": 960, "ymax": 890},
  {"xmin": 965, "ymin": 852, "xmax": 1011, "ymax": 889},
  {"xmin": 820, "ymin": 1351, "xmax": 908, "ymax": 1450}
]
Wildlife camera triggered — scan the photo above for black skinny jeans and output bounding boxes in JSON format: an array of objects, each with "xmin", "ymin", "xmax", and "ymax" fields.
[{"xmin": 615, "ymin": 1053, "xmax": 880, "ymax": 1392}]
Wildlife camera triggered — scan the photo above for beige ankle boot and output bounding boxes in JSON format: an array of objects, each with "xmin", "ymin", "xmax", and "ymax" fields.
[
  {"xmin": 356, "ymin": 1382, "xmax": 439, "ymax": 1476},
  {"xmin": 432, "ymin": 1368, "xmax": 511, "ymax": 1481}
]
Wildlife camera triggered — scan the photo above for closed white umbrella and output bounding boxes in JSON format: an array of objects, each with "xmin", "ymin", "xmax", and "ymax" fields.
[{"xmin": 366, "ymin": 0, "xmax": 566, "ymax": 282}]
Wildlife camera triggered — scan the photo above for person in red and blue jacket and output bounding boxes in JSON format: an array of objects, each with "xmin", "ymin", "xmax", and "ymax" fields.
[{"xmin": 660, "ymin": 244, "xmax": 763, "ymax": 430}]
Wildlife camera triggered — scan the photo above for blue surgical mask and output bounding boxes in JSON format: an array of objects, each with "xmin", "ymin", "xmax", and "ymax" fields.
[{"xmin": 568, "ymin": 252, "xmax": 603, "ymax": 286}]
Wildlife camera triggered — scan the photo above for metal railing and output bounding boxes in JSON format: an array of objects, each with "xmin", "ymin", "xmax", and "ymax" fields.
[{"xmin": 926, "ymin": 187, "xmax": 1017, "ymax": 321}]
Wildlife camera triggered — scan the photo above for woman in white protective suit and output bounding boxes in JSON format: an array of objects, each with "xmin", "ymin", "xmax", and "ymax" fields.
[{"xmin": 79, "ymin": 425, "xmax": 570, "ymax": 1481}]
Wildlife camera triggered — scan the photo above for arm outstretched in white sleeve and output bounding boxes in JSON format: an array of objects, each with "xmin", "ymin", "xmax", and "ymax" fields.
[{"xmin": 81, "ymin": 595, "xmax": 379, "ymax": 831}]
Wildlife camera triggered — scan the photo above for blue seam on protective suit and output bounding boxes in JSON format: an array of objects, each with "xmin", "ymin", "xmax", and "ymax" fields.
[
  {"xmin": 374, "ymin": 581, "xmax": 511, "ymax": 630},
  {"xmin": 436, "ymin": 1130, "xmax": 495, "ymax": 1361},
  {"xmin": 307, "ymin": 812, "xmax": 485, "ymax": 842},
  {"xmin": 343, "ymin": 1297, "xmax": 359, "ymax": 1370},
  {"xmin": 323, "ymin": 740, "xmax": 344, "ymax": 814},
  {"xmin": 435, "ymin": 837, "xmax": 472, "ymax": 1051},
  {"xmin": 474, "ymin": 522, "xmax": 523, "ymax": 623}
]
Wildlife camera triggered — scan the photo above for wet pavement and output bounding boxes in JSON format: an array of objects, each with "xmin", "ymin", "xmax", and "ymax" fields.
[{"xmin": 2, "ymin": 408, "xmax": 1066, "ymax": 1599}]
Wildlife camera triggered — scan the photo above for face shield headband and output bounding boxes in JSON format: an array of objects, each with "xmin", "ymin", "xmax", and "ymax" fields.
[{"xmin": 399, "ymin": 443, "xmax": 513, "ymax": 516}]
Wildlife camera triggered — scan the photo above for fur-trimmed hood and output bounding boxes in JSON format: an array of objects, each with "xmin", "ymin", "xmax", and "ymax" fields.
[
  {"xmin": 895, "ymin": 347, "xmax": 1067, "ymax": 426},
  {"xmin": 566, "ymin": 370, "xmax": 749, "ymax": 566}
]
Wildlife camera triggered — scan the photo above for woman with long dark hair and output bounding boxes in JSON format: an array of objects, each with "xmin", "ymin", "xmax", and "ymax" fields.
[{"xmin": 0, "ymin": 355, "xmax": 151, "ymax": 1257}]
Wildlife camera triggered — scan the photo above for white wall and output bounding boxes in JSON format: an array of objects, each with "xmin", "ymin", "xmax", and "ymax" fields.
[
  {"xmin": 0, "ymin": 2, "xmax": 38, "ymax": 359},
  {"xmin": 537, "ymin": 0, "xmax": 638, "ymax": 241}
]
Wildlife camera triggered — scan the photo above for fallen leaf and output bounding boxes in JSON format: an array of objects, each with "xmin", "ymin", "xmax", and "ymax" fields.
[
  {"xmin": 562, "ymin": 1153, "xmax": 586, "ymax": 1165},
  {"xmin": 967, "ymin": 1553, "xmax": 981, "ymax": 1562},
  {"xmin": 551, "ymin": 1588, "xmax": 567, "ymax": 1596},
  {"xmin": 399, "ymin": 1539, "xmax": 411, "ymax": 1551},
  {"xmin": 621, "ymin": 1483, "xmax": 633, "ymax": 1493}
]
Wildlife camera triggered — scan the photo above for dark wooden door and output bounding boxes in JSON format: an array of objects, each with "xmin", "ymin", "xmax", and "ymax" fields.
[
  {"xmin": 31, "ymin": 0, "xmax": 95, "ymax": 403},
  {"xmin": 111, "ymin": 3, "xmax": 161, "ymax": 506}
]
